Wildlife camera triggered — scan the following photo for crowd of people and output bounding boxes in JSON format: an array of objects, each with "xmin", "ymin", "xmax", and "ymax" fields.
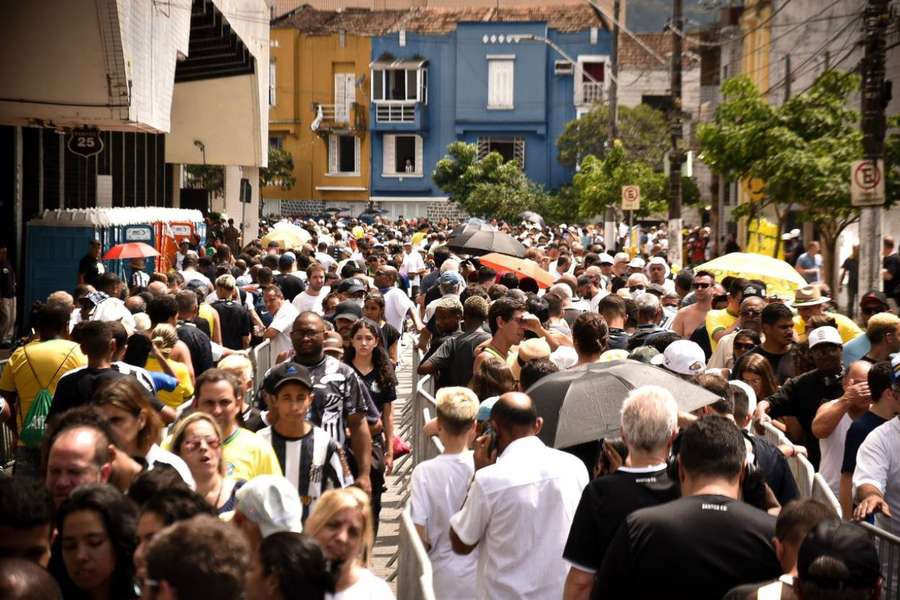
[{"xmin": 0, "ymin": 213, "xmax": 897, "ymax": 599}]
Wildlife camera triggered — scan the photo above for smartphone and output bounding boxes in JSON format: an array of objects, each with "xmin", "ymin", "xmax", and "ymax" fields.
[{"xmin": 482, "ymin": 425, "xmax": 498, "ymax": 455}]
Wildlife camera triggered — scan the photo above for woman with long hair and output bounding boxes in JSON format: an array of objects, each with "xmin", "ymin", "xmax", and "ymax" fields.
[
  {"xmin": 144, "ymin": 324, "xmax": 194, "ymax": 408},
  {"xmin": 54, "ymin": 484, "xmax": 139, "ymax": 599},
  {"xmin": 92, "ymin": 378, "xmax": 194, "ymax": 486},
  {"xmin": 170, "ymin": 412, "xmax": 245, "ymax": 515},
  {"xmin": 306, "ymin": 488, "xmax": 394, "ymax": 600},
  {"xmin": 245, "ymin": 532, "xmax": 336, "ymax": 600},
  {"xmin": 735, "ymin": 353, "xmax": 779, "ymax": 401},
  {"xmin": 344, "ymin": 319, "xmax": 397, "ymax": 535},
  {"xmin": 730, "ymin": 329, "xmax": 761, "ymax": 368},
  {"xmin": 362, "ymin": 292, "xmax": 400, "ymax": 364}
]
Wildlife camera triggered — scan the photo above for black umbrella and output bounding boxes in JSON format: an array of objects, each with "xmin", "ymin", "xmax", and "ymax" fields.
[
  {"xmin": 447, "ymin": 226, "xmax": 526, "ymax": 258},
  {"xmin": 519, "ymin": 211, "xmax": 545, "ymax": 227},
  {"xmin": 527, "ymin": 360, "xmax": 721, "ymax": 449}
]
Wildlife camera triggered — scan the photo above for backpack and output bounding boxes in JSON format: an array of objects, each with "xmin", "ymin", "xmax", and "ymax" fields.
[{"xmin": 19, "ymin": 346, "xmax": 76, "ymax": 447}]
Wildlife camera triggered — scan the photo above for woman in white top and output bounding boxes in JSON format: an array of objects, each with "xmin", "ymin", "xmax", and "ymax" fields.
[
  {"xmin": 170, "ymin": 412, "xmax": 244, "ymax": 516},
  {"xmin": 306, "ymin": 488, "xmax": 395, "ymax": 600},
  {"xmin": 93, "ymin": 377, "xmax": 195, "ymax": 488}
]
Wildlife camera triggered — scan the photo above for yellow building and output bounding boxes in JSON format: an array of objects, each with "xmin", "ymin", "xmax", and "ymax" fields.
[{"xmin": 266, "ymin": 10, "xmax": 399, "ymax": 214}]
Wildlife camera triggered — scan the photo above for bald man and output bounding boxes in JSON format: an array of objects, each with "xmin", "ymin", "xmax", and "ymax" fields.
[
  {"xmin": 450, "ymin": 392, "xmax": 588, "ymax": 600},
  {"xmin": 0, "ymin": 558, "xmax": 61, "ymax": 600}
]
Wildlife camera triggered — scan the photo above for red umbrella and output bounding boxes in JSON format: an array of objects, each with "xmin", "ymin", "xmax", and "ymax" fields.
[
  {"xmin": 102, "ymin": 242, "xmax": 160, "ymax": 260},
  {"xmin": 479, "ymin": 253, "xmax": 556, "ymax": 288}
]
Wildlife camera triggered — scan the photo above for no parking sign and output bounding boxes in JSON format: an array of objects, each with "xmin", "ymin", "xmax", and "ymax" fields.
[{"xmin": 621, "ymin": 185, "xmax": 641, "ymax": 211}]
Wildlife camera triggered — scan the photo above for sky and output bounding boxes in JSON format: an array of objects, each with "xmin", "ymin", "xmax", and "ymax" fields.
[{"xmin": 627, "ymin": 0, "xmax": 722, "ymax": 32}]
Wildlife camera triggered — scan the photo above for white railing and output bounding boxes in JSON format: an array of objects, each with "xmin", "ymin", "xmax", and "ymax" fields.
[
  {"xmin": 579, "ymin": 81, "xmax": 604, "ymax": 105},
  {"xmin": 811, "ymin": 473, "xmax": 843, "ymax": 519},
  {"xmin": 250, "ymin": 340, "xmax": 273, "ymax": 404},
  {"xmin": 376, "ymin": 103, "xmax": 415, "ymax": 123},
  {"xmin": 397, "ymin": 505, "xmax": 438, "ymax": 600}
]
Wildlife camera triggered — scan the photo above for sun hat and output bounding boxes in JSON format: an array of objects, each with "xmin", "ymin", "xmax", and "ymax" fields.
[{"xmin": 793, "ymin": 285, "xmax": 830, "ymax": 307}]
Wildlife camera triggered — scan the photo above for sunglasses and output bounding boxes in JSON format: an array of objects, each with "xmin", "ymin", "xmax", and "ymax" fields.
[
  {"xmin": 629, "ymin": 285, "xmax": 646, "ymax": 292},
  {"xmin": 182, "ymin": 437, "xmax": 221, "ymax": 452},
  {"xmin": 734, "ymin": 342, "xmax": 756, "ymax": 351},
  {"xmin": 740, "ymin": 309, "xmax": 762, "ymax": 318},
  {"xmin": 692, "ymin": 282, "xmax": 712, "ymax": 289}
]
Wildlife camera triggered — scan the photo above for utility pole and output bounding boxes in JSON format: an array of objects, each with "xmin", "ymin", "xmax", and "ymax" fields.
[
  {"xmin": 604, "ymin": 0, "xmax": 620, "ymax": 251},
  {"xmin": 783, "ymin": 54, "xmax": 791, "ymax": 103},
  {"xmin": 667, "ymin": 0, "xmax": 684, "ymax": 267},
  {"xmin": 858, "ymin": 0, "xmax": 890, "ymax": 296}
]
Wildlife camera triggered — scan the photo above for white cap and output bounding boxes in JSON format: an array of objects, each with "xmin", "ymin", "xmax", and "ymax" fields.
[
  {"xmin": 598, "ymin": 253, "xmax": 614, "ymax": 265},
  {"xmin": 628, "ymin": 257, "xmax": 646, "ymax": 269},
  {"xmin": 651, "ymin": 340, "xmax": 706, "ymax": 376},
  {"xmin": 808, "ymin": 326, "xmax": 843, "ymax": 349},
  {"xmin": 614, "ymin": 252, "xmax": 630, "ymax": 263},
  {"xmin": 648, "ymin": 256, "xmax": 668, "ymax": 267},
  {"xmin": 235, "ymin": 475, "xmax": 304, "ymax": 538}
]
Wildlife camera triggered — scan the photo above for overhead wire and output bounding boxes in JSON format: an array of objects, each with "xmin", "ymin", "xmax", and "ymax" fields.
[{"xmin": 667, "ymin": 0, "xmax": 797, "ymax": 47}]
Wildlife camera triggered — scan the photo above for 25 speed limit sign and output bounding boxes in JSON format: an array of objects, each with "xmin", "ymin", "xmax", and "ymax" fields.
[
  {"xmin": 68, "ymin": 130, "xmax": 104, "ymax": 159},
  {"xmin": 621, "ymin": 185, "xmax": 641, "ymax": 211}
]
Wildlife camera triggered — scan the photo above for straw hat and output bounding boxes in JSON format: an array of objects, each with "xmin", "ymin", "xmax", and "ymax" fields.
[{"xmin": 793, "ymin": 285, "xmax": 830, "ymax": 307}]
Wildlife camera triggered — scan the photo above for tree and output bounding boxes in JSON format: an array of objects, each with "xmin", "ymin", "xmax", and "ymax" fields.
[
  {"xmin": 556, "ymin": 103, "xmax": 669, "ymax": 169},
  {"xmin": 699, "ymin": 70, "xmax": 899, "ymax": 291},
  {"xmin": 260, "ymin": 147, "xmax": 296, "ymax": 190},
  {"xmin": 184, "ymin": 164, "xmax": 224, "ymax": 197},
  {"xmin": 433, "ymin": 142, "xmax": 549, "ymax": 222},
  {"xmin": 573, "ymin": 140, "xmax": 698, "ymax": 220}
]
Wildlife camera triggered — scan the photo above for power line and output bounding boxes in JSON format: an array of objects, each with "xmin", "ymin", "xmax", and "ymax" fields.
[{"xmin": 668, "ymin": 0, "xmax": 797, "ymax": 47}]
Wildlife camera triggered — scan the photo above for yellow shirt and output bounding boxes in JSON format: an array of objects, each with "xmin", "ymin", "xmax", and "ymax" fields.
[
  {"xmin": 0, "ymin": 339, "xmax": 86, "ymax": 434},
  {"xmin": 793, "ymin": 313, "xmax": 863, "ymax": 344},
  {"xmin": 705, "ymin": 309, "xmax": 738, "ymax": 352},
  {"xmin": 198, "ymin": 303, "xmax": 217, "ymax": 339},
  {"xmin": 163, "ymin": 426, "xmax": 282, "ymax": 481},
  {"xmin": 145, "ymin": 357, "xmax": 194, "ymax": 408}
]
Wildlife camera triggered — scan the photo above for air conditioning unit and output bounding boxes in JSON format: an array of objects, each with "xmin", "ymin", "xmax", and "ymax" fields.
[{"xmin": 554, "ymin": 60, "xmax": 574, "ymax": 75}]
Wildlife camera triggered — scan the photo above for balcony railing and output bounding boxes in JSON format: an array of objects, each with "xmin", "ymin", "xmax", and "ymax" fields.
[
  {"xmin": 376, "ymin": 103, "xmax": 415, "ymax": 123},
  {"xmin": 577, "ymin": 81, "xmax": 604, "ymax": 105},
  {"xmin": 311, "ymin": 102, "xmax": 366, "ymax": 134}
]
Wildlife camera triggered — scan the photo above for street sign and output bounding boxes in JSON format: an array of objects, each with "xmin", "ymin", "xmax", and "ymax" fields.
[
  {"xmin": 622, "ymin": 185, "xmax": 641, "ymax": 211},
  {"xmin": 851, "ymin": 159, "xmax": 885, "ymax": 207},
  {"xmin": 68, "ymin": 130, "xmax": 104, "ymax": 158}
]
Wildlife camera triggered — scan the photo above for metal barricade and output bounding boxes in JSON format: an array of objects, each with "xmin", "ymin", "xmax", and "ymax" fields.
[
  {"xmin": 787, "ymin": 453, "xmax": 815, "ymax": 498},
  {"xmin": 860, "ymin": 520, "xmax": 900, "ymax": 599},
  {"xmin": 761, "ymin": 421, "xmax": 791, "ymax": 448},
  {"xmin": 397, "ymin": 504, "xmax": 437, "ymax": 600},
  {"xmin": 250, "ymin": 340, "xmax": 272, "ymax": 396},
  {"xmin": 811, "ymin": 473, "xmax": 842, "ymax": 519}
]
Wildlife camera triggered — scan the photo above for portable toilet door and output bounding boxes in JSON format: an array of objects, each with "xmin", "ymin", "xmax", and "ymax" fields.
[
  {"xmin": 24, "ymin": 224, "xmax": 95, "ymax": 320},
  {"xmin": 123, "ymin": 224, "xmax": 155, "ymax": 281}
]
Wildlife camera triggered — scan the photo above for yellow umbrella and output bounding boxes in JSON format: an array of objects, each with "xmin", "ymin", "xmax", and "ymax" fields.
[
  {"xmin": 695, "ymin": 252, "xmax": 807, "ymax": 298},
  {"xmin": 261, "ymin": 228, "xmax": 306, "ymax": 249}
]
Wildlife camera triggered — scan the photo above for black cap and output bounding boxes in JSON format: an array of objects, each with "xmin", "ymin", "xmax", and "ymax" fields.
[
  {"xmin": 337, "ymin": 278, "xmax": 366, "ymax": 295},
  {"xmin": 263, "ymin": 362, "xmax": 313, "ymax": 395},
  {"xmin": 333, "ymin": 300, "xmax": 363, "ymax": 323},
  {"xmin": 797, "ymin": 520, "xmax": 881, "ymax": 591},
  {"xmin": 741, "ymin": 282, "xmax": 766, "ymax": 299},
  {"xmin": 860, "ymin": 290, "xmax": 889, "ymax": 308}
]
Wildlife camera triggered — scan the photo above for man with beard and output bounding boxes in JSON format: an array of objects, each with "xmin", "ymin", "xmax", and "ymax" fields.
[
  {"xmin": 288, "ymin": 312, "xmax": 372, "ymax": 494},
  {"xmin": 291, "ymin": 263, "xmax": 329, "ymax": 315}
]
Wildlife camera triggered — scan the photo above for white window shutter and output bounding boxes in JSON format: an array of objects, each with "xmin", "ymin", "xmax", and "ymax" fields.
[
  {"xmin": 503, "ymin": 61, "xmax": 514, "ymax": 107},
  {"xmin": 414, "ymin": 135, "xmax": 423, "ymax": 174},
  {"xmin": 383, "ymin": 135, "xmax": 395, "ymax": 175},
  {"xmin": 328, "ymin": 135, "xmax": 338, "ymax": 173},
  {"xmin": 334, "ymin": 74, "xmax": 347, "ymax": 122},
  {"xmin": 354, "ymin": 137, "xmax": 360, "ymax": 173},
  {"xmin": 574, "ymin": 61, "xmax": 584, "ymax": 105}
]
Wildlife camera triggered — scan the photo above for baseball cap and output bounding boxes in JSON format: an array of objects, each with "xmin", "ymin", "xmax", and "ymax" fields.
[
  {"xmin": 263, "ymin": 362, "xmax": 313, "ymax": 395},
  {"xmin": 235, "ymin": 475, "xmax": 304, "ymax": 538},
  {"xmin": 797, "ymin": 520, "xmax": 880, "ymax": 591},
  {"xmin": 628, "ymin": 257, "xmax": 646, "ymax": 269},
  {"xmin": 476, "ymin": 396, "xmax": 500, "ymax": 422},
  {"xmin": 438, "ymin": 271, "xmax": 465, "ymax": 287},
  {"xmin": 336, "ymin": 278, "xmax": 366, "ymax": 295},
  {"xmin": 598, "ymin": 349, "xmax": 629, "ymax": 363},
  {"xmin": 651, "ymin": 340, "xmax": 706, "ymax": 376},
  {"xmin": 860, "ymin": 290, "xmax": 889, "ymax": 309},
  {"xmin": 333, "ymin": 300, "xmax": 363, "ymax": 323},
  {"xmin": 598, "ymin": 253, "xmax": 614, "ymax": 265},
  {"xmin": 628, "ymin": 346, "xmax": 660, "ymax": 364},
  {"xmin": 808, "ymin": 326, "xmax": 843, "ymax": 349},
  {"xmin": 741, "ymin": 282, "xmax": 766, "ymax": 299}
]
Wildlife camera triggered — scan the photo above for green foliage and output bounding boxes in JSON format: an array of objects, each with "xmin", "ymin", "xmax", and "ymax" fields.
[
  {"xmin": 184, "ymin": 164, "xmax": 224, "ymax": 196},
  {"xmin": 260, "ymin": 147, "xmax": 297, "ymax": 190},
  {"xmin": 886, "ymin": 114, "xmax": 900, "ymax": 205},
  {"xmin": 556, "ymin": 103, "xmax": 669, "ymax": 169}
]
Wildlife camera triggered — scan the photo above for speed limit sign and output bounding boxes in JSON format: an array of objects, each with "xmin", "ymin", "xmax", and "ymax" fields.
[{"xmin": 621, "ymin": 185, "xmax": 641, "ymax": 211}]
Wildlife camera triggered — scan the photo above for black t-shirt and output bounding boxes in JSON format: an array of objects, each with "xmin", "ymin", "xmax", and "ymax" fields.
[
  {"xmin": 423, "ymin": 327, "xmax": 492, "ymax": 388},
  {"xmin": 884, "ymin": 253, "xmax": 900, "ymax": 298},
  {"xmin": 49, "ymin": 367, "xmax": 129, "ymax": 418},
  {"xmin": 380, "ymin": 322, "xmax": 400, "ymax": 352},
  {"xmin": 563, "ymin": 466, "xmax": 678, "ymax": 580},
  {"xmin": 596, "ymin": 495, "xmax": 780, "ymax": 599},
  {"xmin": 78, "ymin": 255, "xmax": 103, "ymax": 287},
  {"xmin": 627, "ymin": 324, "xmax": 663, "ymax": 351},
  {"xmin": 176, "ymin": 321, "xmax": 214, "ymax": 377},
  {"xmin": 748, "ymin": 433, "xmax": 799, "ymax": 506},
  {"xmin": 607, "ymin": 328, "xmax": 631, "ymax": 351},
  {"xmin": 841, "ymin": 411, "xmax": 888, "ymax": 474},
  {"xmin": 275, "ymin": 274, "xmax": 305, "ymax": 302},
  {"xmin": 211, "ymin": 300, "xmax": 252, "ymax": 350},
  {"xmin": 352, "ymin": 365, "xmax": 396, "ymax": 414}
]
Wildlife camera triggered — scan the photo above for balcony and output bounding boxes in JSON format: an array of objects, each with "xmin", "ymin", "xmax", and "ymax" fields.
[
  {"xmin": 371, "ymin": 101, "xmax": 428, "ymax": 132},
  {"xmin": 311, "ymin": 101, "xmax": 366, "ymax": 136},
  {"xmin": 575, "ymin": 81, "xmax": 605, "ymax": 106}
]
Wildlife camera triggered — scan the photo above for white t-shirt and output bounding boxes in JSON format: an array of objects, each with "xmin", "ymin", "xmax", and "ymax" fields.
[
  {"xmin": 268, "ymin": 301, "xmax": 299, "ymax": 358},
  {"xmin": 411, "ymin": 451, "xmax": 477, "ymax": 600},
  {"xmin": 292, "ymin": 286, "xmax": 331, "ymax": 315},
  {"xmin": 853, "ymin": 416, "xmax": 900, "ymax": 536},
  {"xmin": 180, "ymin": 269, "xmax": 212, "ymax": 288},
  {"xmin": 328, "ymin": 568, "xmax": 394, "ymax": 600},
  {"xmin": 400, "ymin": 250, "xmax": 426, "ymax": 284},
  {"xmin": 818, "ymin": 412, "xmax": 852, "ymax": 496},
  {"xmin": 315, "ymin": 252, "xmax": 336, "ymax": 270},
  {"xmin": 382, "ymin": 288, "xmax": 415, "ymax": 333},
  {"xmin": 449, "ymin": 436, "xmax": 589, "ymax": 600}
]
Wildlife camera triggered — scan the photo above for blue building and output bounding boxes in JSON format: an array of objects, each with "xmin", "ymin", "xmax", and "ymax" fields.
[{"xmin": 368, "ymin": 7, "xmax": 611, "ymax": 219}]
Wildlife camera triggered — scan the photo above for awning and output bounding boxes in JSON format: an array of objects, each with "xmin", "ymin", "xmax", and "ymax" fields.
[{"xmin": 369, "ymin": 58, "xmax": 427, "ymax": 70}]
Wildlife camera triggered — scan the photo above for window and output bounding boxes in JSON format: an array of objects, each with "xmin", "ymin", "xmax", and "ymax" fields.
[
  {"xmin": 371, "ymin": 67, "xmax": 426, "ymax": 103},
  {"xmin": 477, "ymin": 137, "xmax": 525, "ymax": 169},
  {"xmin": 328, "ymin": 134, "xmax": 360, "ymax": 175},
  {"xmin": 383, "ymin": 134, "xmax": 423, "ymax": 176},
  {"xmin": 334, "ymin": 73, "xmax": 356, "ymax": 123},
  {"xmin": 487, "ymin": 57, "xmax": 514, "ymax": 109},
  {"xmin": 269, "ymin": 61, "xmax": 277, "ymax": 107},
  {"xmin": 269, "ymin": 136, "xmax": 284, "ymax": 150},
  {"xmin": 575, "ymin": 59, "xmax": 605, "ymax": 105}
]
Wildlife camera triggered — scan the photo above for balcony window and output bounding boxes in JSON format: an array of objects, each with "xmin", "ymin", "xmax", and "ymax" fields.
[
  {"xmin": 328, "ymin": 134, "xmax": 360, "ymax": 175},
  {"xmin": 575, "ymin": 58, "xmax": 606, "ymax": 106},
  {"xmin": 383, "ymin": 134, "xmax": 423, "ymax": 177},
  {"xmin": 371, "ymin": 59, "xmax": 427, "ymax": 104}
]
